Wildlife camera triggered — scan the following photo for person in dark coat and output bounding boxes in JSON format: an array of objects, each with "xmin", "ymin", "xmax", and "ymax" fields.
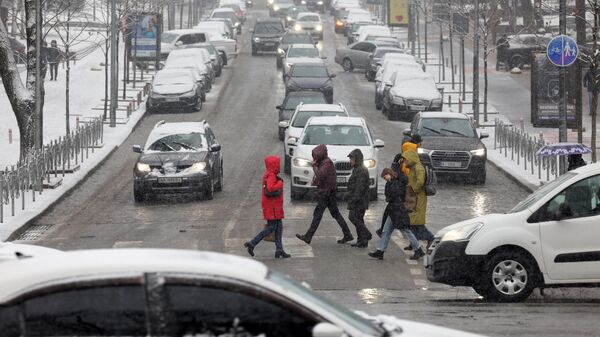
[
  {"xmin": 245, "ymin": 156, "xmax": 291, "ymax": 259},
  {"xmin": 584, "ymin": 69, "xmax": 595, "ymax": 115},
  {"xmin": 369, "ymin": 168, "xmax": 422, "ymax": 260},
  {"xmin": 46, "ymin": 40, "xmax": 62, "ymax": 81},
  {"xmin": 345, "ymin": 148, "xmax": 372, "ymax": 248},
  {"xmin": 567, "ymin": 154, "xmax": 586, "ymax": 171},
  {"xmin": 296, "ymin": 144, "xmax": 354, "ymax": 245}
]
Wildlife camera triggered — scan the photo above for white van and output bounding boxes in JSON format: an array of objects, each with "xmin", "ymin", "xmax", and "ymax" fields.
[
  {"xmin": 160, "ymin": 29, "xmax": 207, "ymax": 58},
  {"xmin": 426, "ymin": 164, "xmax": 600, "ymax": 302}
]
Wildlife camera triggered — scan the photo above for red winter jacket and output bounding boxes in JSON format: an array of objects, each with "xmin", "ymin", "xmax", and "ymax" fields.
[{"xmin": 262, "ymin": 156, "xmax": 284, "ymax": 220}]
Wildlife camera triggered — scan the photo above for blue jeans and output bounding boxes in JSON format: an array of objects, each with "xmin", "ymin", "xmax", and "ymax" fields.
[
  {"xmin": 377, "ymin": 216, "xmax": 420, "ymax": 252},
  {"xmin": 250, "ymin": 219, "xmax": 283, "ymax": 252}
]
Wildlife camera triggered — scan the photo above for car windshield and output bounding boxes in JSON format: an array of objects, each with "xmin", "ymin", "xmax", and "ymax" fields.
[
  {"xmin": 292, "ymin": 111, "xmax": 346, "ymax": 127},
  {"xmin": 282, "ymin": 34, "xmax": 312, "ymax": 44},
  {"xmin": 284, "ymin": 95, "xmax": 326, "ymax": 109},
  {"xmin": 288, "ymin": 47, "xmax": 319, "ymax": 58},
  {"xmin": 509, "ymin": 172, "xmax": 577, "ymax": 213},
  {"xmin": 154, "ymin": 72, "xmax": 192, "ymax": 85},
  {"xmin": 418, "ymin": 118, "xmax": 475, "ymax": 138},
  {"xmin": 302, "ymin": 125, "xmax": 369, "ymax": 146},
  {"xmin": 394, "ymin": 76, "xmax": 432, "ymax": 88},
  {"xmin": 255, "ymin": 22, "xmax": 284, "ymax": 33},
  {"xmin": 299, "ymin": 15, "xmax": 319, "ymax": 22},
  {"xmin": 267, "ymin": 271, "xmax": 383, "ymax": 336},
  {"xmin": 291, "ymin": 65, "xmax": 328, "ymax": 77},
  {"xmin": 161, "ymin": 32, "xmax": 178, "ymax": 43},
  {"xmin": 147, "ymin": 133, "xmax": 206, "ymax": 152}
]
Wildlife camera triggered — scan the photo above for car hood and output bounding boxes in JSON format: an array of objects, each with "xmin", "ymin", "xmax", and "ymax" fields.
[
  {"xmin": 0, "ymin": 243, "xmax": 62, "ymax": 263},
  {"xmin": 287, "ymin": 76, "xmax": 331, "ymax": 88},
  {"xmin": 254, "ymin": 32, "xmax": 285, "ymax": 38},
  {"xmin": 390, "ymin": 86, "xmax": 440, "ymax": 100},
  {"xmin": 357, "ymin": 312, "xmax": 485, "ymax": 337},
  {"xmin": 152, "ymin": 84, "xmax": 195, "ymax": 95},
  {"xmin": 298, "ymin": 21, "xmax": 320, "ymax": 28},
  {"xmin": 139, "ymin": 151, "xmax": 208, "ymax": 166},
  {"xmin": 434, "ymin": 212, "xmax": 526, "ymax": 239},
  {"xmin": 295, "ymin": 144, "xmax": 375, "ymax": 161},
  {"xmin": 286, "ymin": 57, "xmax": 322, "ymax": 64},
  {"xmin": 421, "ymin": 137, "xmax": 483, "ymax": 152}
]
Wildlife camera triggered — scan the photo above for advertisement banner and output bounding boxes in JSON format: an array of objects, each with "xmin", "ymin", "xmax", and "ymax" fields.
[
  {"xmin": 531, "ymin": 52, "xmax": 579, "ymax": 128},
  {"xmin": 387, "ymin": 0, "xmax": 409, "ymax": 27},
  {"xmin": 128, "ymin": 13, "xmax": 162, "ymax": 61}
]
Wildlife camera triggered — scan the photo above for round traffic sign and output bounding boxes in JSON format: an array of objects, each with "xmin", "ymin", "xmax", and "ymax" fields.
[{"xmin": 546, "ymin": 35, "xmax": 579, "ymax": 67}]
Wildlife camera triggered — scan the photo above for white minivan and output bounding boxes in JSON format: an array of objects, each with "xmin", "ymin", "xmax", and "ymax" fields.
[{"xmin": 426, "ymin": 164, "xmax": 600, "ymax": 302}]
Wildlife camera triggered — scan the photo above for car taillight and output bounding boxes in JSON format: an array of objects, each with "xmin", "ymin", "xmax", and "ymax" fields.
[
  {"xmin": 335, "ymin": 20, "xmax": 343, "ymax": 26},
  {"xmin": 237, "ymin": 11, "xmax": 242, "ymax": 16}
]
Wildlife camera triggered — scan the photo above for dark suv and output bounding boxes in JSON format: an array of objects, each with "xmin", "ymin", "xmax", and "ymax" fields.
[
  {"xmin": 403, "ymin": 112, "xmax": 488, "ymax": 184},
  {"xmin": 251, "ymin": 18, "xmax": 286, "ymax": 55},
  {"xmin": 132, "ymin": 121, "xmax": 223, "ymax": 201}
]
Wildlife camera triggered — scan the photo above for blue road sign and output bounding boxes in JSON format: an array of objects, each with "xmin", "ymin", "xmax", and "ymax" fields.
[{"xmin": 546, "ymin": 35, "xmax": 579, "ymax": 67}]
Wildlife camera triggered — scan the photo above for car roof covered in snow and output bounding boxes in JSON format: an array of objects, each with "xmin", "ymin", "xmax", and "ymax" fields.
[
  {"xmin": 213, "ymin": 7, "xmax": 236, "ymax": 13},
  {"xmin": 418, "ymin": 111, "xmax": 470, "ymax": 119},
  {"xmin": 306, "ymin": 115, "xmax": 365, "ymax": 126},
  {"xmin": 297, "ymin": 103, "xmax": 347, "ymax": 113},
  {"xmin": 0, "ymin": 249, "xmax": 269, "ymax": 303}
]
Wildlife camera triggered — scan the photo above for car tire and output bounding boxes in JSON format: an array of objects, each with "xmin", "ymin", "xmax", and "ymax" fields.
[
  {"xmin": 133, "ymin": 188, "xmax": 145, "ymax": 203},
  {"xmin": 221, "ymin": 52, "xmax": 228, "ymax": 65},
  {"xmin": 375, "ymin": 102, "xmax": 382, "ymax": 110},
  {"xmin": 291, "ymin": 185, "xmax": 305, "ymax": 200},
  {"xmin": 215, "ymin": 163, "xmax": 224, "ymax": 192},
  {"xmin": 342, "ymin": 58, "xmax": 353, "ymax": 72},
  {"xmin": 510, "ymin": 54, "xmax": 524, "ymax": 69},
  {"xmin": 205, "ymin": 175, "xmax": 215, "ymax": 200},
  {"xmin": 472, "ymin": 168, "xmax": 486, "ymax": 185},
  {"xmin": 194, "ymin": 96, "xmax": 203, "ymax": 111},
  {"xmin": 216, "ymin": 67, "xmax": 222, "ymax": 77},
  {"xmin": 284, "ymin": 154, "xmax": 291, "ymax": 174},
  {"xmin": 479, "ymin": 250, "xmax": 538, "ymax": 302}
]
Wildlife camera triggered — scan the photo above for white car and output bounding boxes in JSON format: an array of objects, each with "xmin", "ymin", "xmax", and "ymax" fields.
[
  {"xmin": 375, "ymin": 64, "xmax": 423, "ymax": 110},
  {"xmin": 160, "ymin": 29, "xmax": 208, "ymax": 58},
  {"xmin": 357, "ymin": 25, "xmax": 390, "ymax": 42},
  {"xmin": 169, "ymin": 47, "xmax": 216, "ymax": 82},
  {"xmin": 287, "ymin": 116, "xmax": 384, "ymax": 200},
  {"xmin": 194, "ymin": 26, "xmax": 238, "ymax": 63},
  {"xmin": 210, "ymin": 7, "xmax": 242, "ymax": 34},
  {"xmin": 195, "ymin": 20, "xmax": 233, "ymax": 39},
  {"xmin": 0, "ymin": 249, "xmax": 482, "ymax": 336},
  {"xmin": 427, "ymin": 164, "xmax": 600, "ymax": 302},
  {"xmin": 283, "ymin": 43, "xmax": 323, "ymax": 76},
  {"xmin": 281, "ymin": 103, "xmax": 349, "ymax": 173},
  {"xmin": 164, "ymin": 49, "xmax": 213, "ymax": 92},
  {"xmin": 0, "ymin": 242, "xmax": 61, "ymax": 263},
  {"xmin": 294, "ymin": 12, "xmax": 324, "ymax": 40}
]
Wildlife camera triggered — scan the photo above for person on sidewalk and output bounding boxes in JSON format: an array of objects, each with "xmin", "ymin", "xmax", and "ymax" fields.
[
  {"xmin": 46, "ymin": 40, "xmax": 62, "ymax": 81},
  {"xmin": 568, "ymin": 154, "xmax": 586, "ymax": 171},
  {"xmin": 296, "ymin": 144, "xmax": 354, "ymax": 245},
  {"xmin": 402, "ymin": 150, "xmax": 435, "ymax": 249},
  {"xmin": 369, "ymin": 168, "xmax": 423, "ymax": 260},
  {"xmin": 346, "ymin": 149, "xmax": 372, "ymax": 248},
  {"xmin": 496, "ymin": 34, "xmax": 510, "ymax": 71},
  {"xmin": 244, "ymin": 155, "xmax": 291, "ymax": 259},
  {"xmin": 584, "ymin": 68, "xmax": 595, "ymax": 115}
]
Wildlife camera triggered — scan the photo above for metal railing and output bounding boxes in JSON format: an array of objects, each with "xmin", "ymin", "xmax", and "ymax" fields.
[
  {"xmin": 0, "ymin": 116, "xmax": 104, "ymax": 223},
  {"xmin": 494, "ymin": 119, "xmax": 558, "ymax": 183}
]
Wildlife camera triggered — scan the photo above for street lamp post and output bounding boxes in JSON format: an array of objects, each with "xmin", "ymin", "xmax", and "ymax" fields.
[
  {"xmin": 109, "ymin": 0, "xmax": 118, "ymax": 127},
  {"xmin": 34, "ymin": 0, "xmax": 42, "ymax": 149},
  {"xmin": 558, "ymin": 0, "xmax": 568, "ymax": 172},
  {"xmin": 473, "ymin": 0, "xmax": 480, "ymax": 126}
]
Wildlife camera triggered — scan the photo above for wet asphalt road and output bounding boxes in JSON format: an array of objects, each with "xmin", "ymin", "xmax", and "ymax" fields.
[{"xmin": 15, "ymin": 6, "xmax": 600, "ymax": 337}]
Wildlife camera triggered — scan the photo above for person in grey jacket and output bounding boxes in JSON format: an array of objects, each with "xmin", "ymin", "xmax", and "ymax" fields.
[
  {"xmin": 345, "ymin": 148, "xmax": 372, "ymax": 248},
  {"xmin": 46, "ymin": 40, "xmax": 63, "ymax": 81}
]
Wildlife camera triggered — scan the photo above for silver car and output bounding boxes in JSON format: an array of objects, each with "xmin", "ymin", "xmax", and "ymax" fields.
[{"xmin": 334, "ymin": 40, "xmax": 377, "ymax": 71}]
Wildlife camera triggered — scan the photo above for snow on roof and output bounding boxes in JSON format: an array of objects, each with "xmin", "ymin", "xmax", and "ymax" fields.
[
  {"xmin": 306, "ymin": 116, "xmax": 364, "ymax": 126},
  {"xmin": 419, "ymin": 111, "xmax": 469, "ymax": 119},
  {"xmin": 298, "ymin": 103, "xmax": 347, "ymax": 112},
  {"xmin": 289, "ymin": 43, "xmax": 318, "ymax": 49},
  {"xmin": 213, "ymin": 7, "xmax": 236, "ymax": 13}
]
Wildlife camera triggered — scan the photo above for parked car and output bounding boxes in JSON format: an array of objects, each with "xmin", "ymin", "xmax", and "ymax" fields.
[
  {"xmin": 0, "ymin": 249, "xmax": 483, "ymax": 336},
  {"xmin": 270, "ymin": 0, "xmax": 296, "ymax": 18},
  {"xmin": 276, "ymin": 31, "xmax": 315, "ymax": 68},
  {"xmin": 343, "ymin": 9, "xmax": 372, "ymax": 36},
  {"xmin": 276, "ymin": 91, "xmax": 328, "ymax": 140},
  {"xmin": 335, "ymin": 41, "xmax": 377, "ymax": 72},
  {"xmin": 199, "ymin": 20, "xmax": 235, "ymax": 39},
  {"xmin": 164, "ymin": 49, "xmax": 213, "ymax": 92},
  {"xmin": 281, "ymin": 103, "xmax": 349, "ymax": 172},
  {"xmin": 347, "ymin": 21, "xmax": 375, "ymax": 44},
  {"xmin": 375, "ymin": 63, "xmax": 423, "ymax": 110},
  {"xmin": 221, "ymin": 3, "xmax": 246, "ymax": 24},
  {"xmin": 168, "ymin": 48, "xmax": 215, "ymax": 85},
  {"xmin": 382, "ymin": 72, "xmax": 442, "ymax": 121},
  {"xmin": 288, "ymin": 116, "xmax": 383, "ymax": 200},
  {"xmin": 502, "ymin": 33, "xmax": 550, "ymax": 69},
  {"xmin": 403, "ymin": 111, "xmax": 488, "ymax": 183},
  {"xmin": 132, "ymin": 121, "xmax": 223, "ymax": 201},
  {"xmin": 194, "ymin": 25, "xmax": 238, "ymax": 64},
  {"xmin": 365, "ymin": 47, "xmax": 404, "ymax": 81},
  {"xmin": 283, "ymin": 43, "xmax": 323, "ymax": 76},
  {"xmin": 293, "ymin": 12, "xmax": 324, "ymax": 40},
  {"xmin": 179, "ymin": 42, "xmax": 224, "ymax": 77},
  {"xmin": 373, "ymin": 36, "xmax": 402, "ymax": 49},
  {"xmin": 146, "ymin": 69, "xmax": 204, "ymax": 114},
  {"xmin": 160, "ymin": 29, "xmax": 208, "ymax": 58},
  {"xmin": 251, "ymin": 17, "xmax": 286, "ymax": 55},
  {"xmin": 357, "ymin": 25, "xmax": 391, "ymax": 42},
  {"xmin": 285, "ymin": 62, "xmax": 335, "ymax": 103},
  {"xmin": 210, "ymin": 8, "xmax": 242, "ymax": 34},
  {"xmin": 0, "ymin": 243, "xmax": 61, "ymax": 263}
]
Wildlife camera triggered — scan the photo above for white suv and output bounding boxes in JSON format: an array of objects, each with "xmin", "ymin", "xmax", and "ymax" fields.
[
  {"xmin": 426, "ymin": 164, "xmax": 600, "ymax": 302},
  {"xmin": 280, "ymin": 103, "xmax": 349, "ymax": 174},
  {"xmin": 287, "ymin": 116, "xmax": 384, "ymax": 200}
]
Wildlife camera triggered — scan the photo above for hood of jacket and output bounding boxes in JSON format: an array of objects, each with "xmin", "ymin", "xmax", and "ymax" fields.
[
  {"xmin": 264, "ymin": 155, "xmax": 280, "ymax": 175},
  {"xmin": 312, "ymin": 144, "xmax": 328, "ymax": 163},
  {"xmin": 402, "ymin": 141, "xmax": 417, "ymax": 154},
  {"xmin": 348, "ymin": 148, "xmax": 364, "ymax": 166},
  {"xmin": 402, "ymin": 150, "xmax": 420, "ymax": 167}
]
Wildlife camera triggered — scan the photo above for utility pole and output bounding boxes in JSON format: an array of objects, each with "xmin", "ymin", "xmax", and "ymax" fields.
[
  {"xmin": 576, "ymin": 0, "xmax": 585, "ymax": 144},
  {"xmin": 558, "ymin": 0, "xmax": 567, "ymax": 172},
  {"xmin": 424, "ymin": 0, "xmax": 428, "ymax": 62},
  {"xmin": 473, "ymin": 0, "xmax": 480, "ymax": 126},
  {"xmin": 34, "ymin": 0, "xmax": 42, "ymax": 149},
  {"xmin": 109, "ymin": 0, "xmax": 118, "ymax": 128}
]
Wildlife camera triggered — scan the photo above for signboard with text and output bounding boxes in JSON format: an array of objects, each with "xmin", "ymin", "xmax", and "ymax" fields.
[{"xmin": 387, "ymin": 0, "xmax": 408, "ymax": 27}]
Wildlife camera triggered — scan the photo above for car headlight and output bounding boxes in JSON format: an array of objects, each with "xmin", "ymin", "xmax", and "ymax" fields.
[
  {"xmin": 278, "ymin": 47, "xmax": 285, "ymax": 55},
  {"xmin": 189, "ymin": 162, "xmax": 207, "ymax": 173},
  {"xmin": 392, "ymin": 95, "xmax": 404, "ymax": 104},
  {"xmin": 268, "ymin": 0, "xmax": 274, "ymax": 4},
  {"xmin": 470, "ymin": 148, "xmax": 486, "ymax": 156},
  {"xmin": 181, "ymin": 89, "xmax": 196, "ymax": 97},
  {"xmin": 363, "ymin": 159, "xmax": 376, "ymax": 168},
  {"xmin": 294, "ymin": 24, "xmax": 302, "ymax": 31},
  {"xmin": 293, "ymin": 158, "xmax": 312, "ymax": 167},
  {"xmin": 315, "ymin": 25, "xmax": 323, "ymax": 31},
  {"xmin": 253, "ymin": 37, "xmax": 261, "ymax": 43},
  {"xmin": 317, "ymin": 0, "xmax": 323, "ymax": 4},
  {"xmin": 273, "ymin": 5, "xmax": 280, "ymax": 11},
  {"xmin": 136, "ymin": 162, "xmax": 151, "ymax": 174},
  {"xmin": 417, "ymin": 147, "xmax": 431, "ymax": 155},
  {"xmin": 287, "ymin": 16, "xmax": 292, "ymax": 21},
  {"xmin": 431, "ymin": 98, "xmax": 442, "ymax": 107},
  {"xmin": 301, "ymin": 0, "xmax": 306, "ymax": 3},
  {"xmin": 441, "ymin": 222, "xmax": 484, "ymax": 242}
]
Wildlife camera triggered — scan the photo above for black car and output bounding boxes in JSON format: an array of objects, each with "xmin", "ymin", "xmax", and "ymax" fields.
[
  {"xmin": 146, "ymin": 69, "xmax": 204, "ymax": 113},
  {"xmin": 251, "ymin": 18, "xmax": 286, "ymax": 55},
  {"xmin": 333, "ymin": 9, "xmax": 349, "ymax": 33},
  {"xmin": 500, "ymin": 34, "xmax": 550, "ymax": 69},
  {"xmin": 304, "ymin": 0, "xmax": 325, "ymax": 12},
  {"xmin": 132, "ymin": 121, "xmax": 223, "ymax": 201},
  {"xmin": 276, "ymin": 32, "xmax": 315, "ymax": 68},
  {"xmin": 365, "ymin": 47, "xmax": 404, "ymax": 81},
  {"xmin": 403, "ymin": 112, "xmax": 488, "ymax": 184},
  {"xmin": 270, "ymin": 0, "xmax": 296, "ymax": 17},
  {"xmin": 276, "ymin": 91, "xmax": 327, "ymax": 140},
  {"xmin": 284, "ymin": 63, "xmax": 335, "ymax": 103}
]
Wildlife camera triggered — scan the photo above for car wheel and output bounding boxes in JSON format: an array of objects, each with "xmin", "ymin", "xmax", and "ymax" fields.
[
  {"xmin": 291, "ymin": 185, "xmax": 305, "ymax": 200},
  {"xmin": 278, "ymin": 128, "xmax": 285, "ymax": 141},
  {"xmin": 205, "ymin": 175, "xmax": 215, "ymax": 200},
  {"xmin": 216, "ymin": 67, "xmax": 222, "ymax": 77},
  {"xmin": 284, "ymin": 154, "xmax": 291, "ymax": 174},
  {"xmin": 342, "ymin": 58, "xmax": 353, "ymax": 72},
  {"xmin": 472, "ymin": 168, "xmax": 486, "ymax": 185},
  {"xmin": 133, "ymin": 188, "xmax": 145, "ymax": 203},
  {"xmin": 510, "ymin": 54, "xmax": 524, "ymax": 69},
  {"xmin": 194, "ymin": 96, "xmax": 203, "ymax": 111},
  {"xmin": 479, "ymin": 251, "xmax": 538, "ymax": 302},
  {"xmin": 215, "ymin": 163, "xmax": 224, "ymax": 192},
  {"xmin": 375, "ymin": 102, "xmax": 382, "ymax": 110}
]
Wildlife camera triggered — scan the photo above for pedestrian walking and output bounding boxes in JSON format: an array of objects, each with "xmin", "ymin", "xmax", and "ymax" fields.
[
  {"xmin": 296, "ymin": 144, "xmax": 354, "ymax": 245},
  {"xmin": 369, "ymin": 168, "xmax": 423, "ymax": 260},
  {"xmin": 402, "ymin": 150, "xmax": 435, "ymax": 248},
  {"xmin": 46, "ymin": 40, "xmax": 62, "ymax": 81},
  {"xmin": 584, "ymin": 68, "xmax": 595, "ymax": 115},
  {"xmin": 567, "ymin": 154, "xmax": 586, "ymax": 171},
  {"xmin": 346, "ymin": 149, "xmax": 372, "ymax": 248},
  {"xmin": 401, "ymin": 134, "xmax": 421, "ymax": 176},
  {"xmin": 244, "ymin": 155, "xmax": 291, "ymax": 259},
  {"xmin": 496, "ymin": 34, "xmax": 510, "ymax": 71}
]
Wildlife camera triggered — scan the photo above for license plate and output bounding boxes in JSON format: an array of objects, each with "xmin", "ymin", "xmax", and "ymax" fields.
[
  {"xmin": 264, "ymin": 42, "xmax": 275, "ymax": 46},
  {"xmin": 409, "ymin": 105, "xmax": 427, "ymax": 111},
  {"xmin": 165, "ymin": 97, "xmax": 179, "ymax": 102},
  {"xmin": 440, "ymin": 161, "xmax": 462, "ymax": 168},
  {"xmin": 158, "ymin": 177, "xmax": 182, "ymax": 184},
  {"xmin": 336, "ymin": 176, "xmax": 347, "ymax": 183}
]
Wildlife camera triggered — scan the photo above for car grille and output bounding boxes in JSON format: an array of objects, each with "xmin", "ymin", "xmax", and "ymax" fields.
[
  {"xmin": 335, "ymin": 161, "xmax": 352, "ymax": 171},
  {"xmin": 407, "ymin": 98, "xmax": 430, "ymax": 106},
  {"xmin": 430, "ymin": 151, "xmax": 471, "ymax": 169},
  {"xmin": 149, "ymin": 165, "xmax": 193, "ymax": 174}
]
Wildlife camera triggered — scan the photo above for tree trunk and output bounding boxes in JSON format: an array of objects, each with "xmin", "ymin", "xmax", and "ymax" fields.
[{"xmin": 65, "ymin": 20, "xmax": 70, "ymax": 135}]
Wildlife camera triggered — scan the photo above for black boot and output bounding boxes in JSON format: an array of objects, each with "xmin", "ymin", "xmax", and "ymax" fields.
[
  {"xmin": 403, "ymin": 245, "xmax": 412, "ymax": 251},
  {"xmin": 244, "ymin": 242, "xmax": 255, "ymax": 257},
  {"xmin": 337, "ymin": 235, "xmax": 354, "ymax": 244},
  {"xmin": 410, "ymin": 247, "xmax": 425, "ymax": 260},
  {"xmin": 296, "ymin": 233, "xmax": 311, "ymax": 245},
  {"xmin": 275, "ymin": 251, "xmax": 291, "ymax": 258},
  {"xmin": 368, "ymin": 250, "xmax": 384, "ymax": 260}
]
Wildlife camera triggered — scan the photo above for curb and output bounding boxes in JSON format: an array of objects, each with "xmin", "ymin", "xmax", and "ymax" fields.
[{"xmin": 486, "ymin": 156, "xmax": 537, "ymax": 193}]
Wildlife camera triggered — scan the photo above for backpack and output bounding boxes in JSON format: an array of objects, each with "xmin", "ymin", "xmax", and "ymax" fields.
[{"xmin": 424, "ymin": 165, "xmax": 437, "ymax": 196}]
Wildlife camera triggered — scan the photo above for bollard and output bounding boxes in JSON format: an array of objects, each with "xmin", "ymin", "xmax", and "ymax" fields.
[
  {"xmin": 8, "ymin": 129, "xmax": 12, "ymax": 144},
  {"xmin": 76, "ymin": 116, "xmax": 80, "ymax": 128},
  {"xmin": 454, "ymin": 64, "xmax": 457, "ymax": 74},
  {"xmin": 519, "ymin": 118, "xmax": 524, "ymax": 132},
  {"xmin": 137, "ymin": 91, "xmax": 142, "ymax": 105},
  {"xmin": 127, "ymin": 103, "xmax": 132, "ymax": 117},
  {"xmin": 447, "ymin": 95, "xmax": 451, "ymax": 108},
  {"xmin": 458, "ymin": 98, "xmax": 463, "ymax": 114}
]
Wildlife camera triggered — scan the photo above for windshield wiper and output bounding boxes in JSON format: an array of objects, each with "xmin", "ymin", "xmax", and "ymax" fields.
[
  {"xmin": 421, "ymin": 126, "xmax": 442, "ymax": 135},
  {"xmin": 156, "ymin": 141, "xmax": 175, "ymax": 151},
  {"xmin": 171, "ymin": 141, "xmax": 198, "ymax": 151},
  {"xmin": 440, "ymin": 128, "xmax": 470, "ymax": 137}
]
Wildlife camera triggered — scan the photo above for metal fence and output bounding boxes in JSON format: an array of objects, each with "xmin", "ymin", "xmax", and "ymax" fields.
[
  {"xmin": 0, "ymin": 117, "xmax": 104, "ymax": 223},
  {"xmin": 494, "ymin": 119, "xmax": 558, "ymax": 183}
]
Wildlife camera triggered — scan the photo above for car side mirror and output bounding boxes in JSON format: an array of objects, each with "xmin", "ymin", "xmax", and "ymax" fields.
[
  {"xmin": 374, "ymin": 139, "xmax": 385, "ymax": 148},
  {"xmin": 479, "ymin": 132, "xmax": 489, "ymax": 139},
  {"xmin": 279, "ymin": 121, "xmax": 290, "ymax": 128},
  {"xmin": 211, "ymin": 144, "xmax": 222, "ymax": 152},
  {"xmin": 402, "ymin": 128, "xmax": 411, "ymax": 137},
  {"xmin": 329, "ymin": 74, "xmax": 336, "ymax": 78},
  {"xmin": 175, "ymin": 41, "xmax": 183, "ymax": 46},
  {"xmin": 312, "ymin": 323, "xmax": 344, "ymax": 337},
  {"xmin": 276, "ymin": 105, "xmax": 283, "ymax": 110},
  {"xmin": 133, "ymin": 145, "xmax": 142, "ymax": 153},
  {"xmin": 287, "ymin": 138, "xmax": 297, "ymax": 146}
]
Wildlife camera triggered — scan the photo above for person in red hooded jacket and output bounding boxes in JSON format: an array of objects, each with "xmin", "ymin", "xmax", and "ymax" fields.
[{"xmin": 244, "ymin": 156, "xmax": 291, "ymax": 259}]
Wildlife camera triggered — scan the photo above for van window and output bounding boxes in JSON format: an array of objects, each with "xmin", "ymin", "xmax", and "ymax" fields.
[
  {"xmin": 538, "ymin": 175, "xmax": 600, "ymax": 221},
  {"xmin": 192, "ymin": 33, "xmax": 206, "ymax": 43}
]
